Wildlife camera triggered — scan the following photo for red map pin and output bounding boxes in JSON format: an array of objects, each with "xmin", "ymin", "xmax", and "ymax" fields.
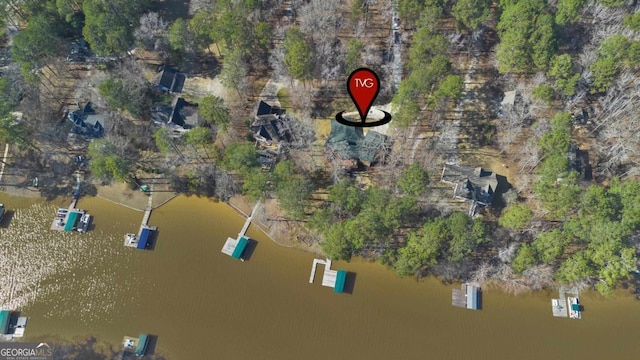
[{"xmin": 347, "ymin": 68, "xmax": 381, "ymax": 123}]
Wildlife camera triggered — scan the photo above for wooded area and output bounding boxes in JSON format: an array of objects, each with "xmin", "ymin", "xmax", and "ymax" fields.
[{"xmin": 1, "ymin": 0, "xmax": 639, "ymax": 297}]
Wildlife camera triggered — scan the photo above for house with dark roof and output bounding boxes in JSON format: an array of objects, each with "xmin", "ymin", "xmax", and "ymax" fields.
[
  {"xmin": 250, "ymin": 101, "xmax": 291, "ymax": 145},
  {"xmin": 256, "ymin": 100, "xmax": 285, "ymax": 118},
  {"xmin": 441, "ymin": 164, "xmax": 499, "ymax": 214},
  {"xmin": 67, "ymin": 102, "xmax": 105, "ymax": 138},
  {"xmin": 150, "ymin": 98, "xmax": 200, "ymax": 137},
  {"xmin": 168, "ymin": 98, "xmax": 199, "ymax": 129},
  {"xmin": 157, "ymin": 66, "xmax": 185, "ymax": 93},
  {"xmin": 325, "ymin": 119, "xmax": 390, "ymax": 167}
]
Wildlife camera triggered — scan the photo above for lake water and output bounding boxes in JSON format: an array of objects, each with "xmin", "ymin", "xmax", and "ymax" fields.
[{"xmin": 1, "ymin": 194, "xmax": 639, "ymax": 359}]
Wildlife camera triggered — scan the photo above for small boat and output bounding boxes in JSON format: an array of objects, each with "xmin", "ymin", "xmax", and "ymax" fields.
[
  {"xmin": 0, "ymin": 203, "xmax": 4, "ymax": 222},
  {"xmin": 125, "ymin": 233, "xmax": 137, "ymax": 245},
  {"xmin": 568, "ymin": 297, "xmax": 581, "ymax": 319},
  {"xmin": 77, "ymin": 214, "xmax": 92, "ymax": 233}
]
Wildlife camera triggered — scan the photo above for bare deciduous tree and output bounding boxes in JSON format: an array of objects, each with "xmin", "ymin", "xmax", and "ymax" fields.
[
  {"xmin": 188, "ymin": 0, "xmax": 216, "ymax": 15},
  {"xmin": 298, "ymin": 0, "xmax": 344, "ymax": 81},
  {"xmin": 134, "ymin": 12, "xmax": 168, "ymax": 50}
]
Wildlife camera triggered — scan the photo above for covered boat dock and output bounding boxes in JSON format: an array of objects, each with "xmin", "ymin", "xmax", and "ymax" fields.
[
  {"xmin": 452, "ymin": 284, "xmax": 481, "ymax": 310},
  {"xmin": 63, "ymin": 211, "xmax": 82, "ymax": 231},
  {"xmin": 122, "ymin": 333, "xmax": 150, "ymax": 356},
  {"xmin": 136, "ymin": 333, "xmax": 150, "ymax": 356},
  {"xmin": 221, "ymin": 235, "xmax": 249, "ymax": 260},
  {"xmin": 309, "ymin": 259, "xmax": 348, "ymax": 293},
  {"xmin": 220, "ymin": 201, "xmax": 260, "ymax": 261},
  {"xmin": 0, "ymin": 310, "xmax": 9, "ymax": 335},
  {"xmin": 137, "ymin": 226, "xmax": 156, "ymax": 250},
  {"xmin": 51, "ymin": 206, "xmax": 88, "ymax": 232}
]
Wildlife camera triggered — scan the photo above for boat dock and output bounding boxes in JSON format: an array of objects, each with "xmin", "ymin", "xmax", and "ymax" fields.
[
  {"xmin": 309, "ymin": 259, "xmax": 347, "ymax": 293},
  {"xmin": 221, "ymin": 201, "xmax": 260, "ymax": 261},
  {"xmin": 552, "ymin": 286, "xmax": 581, "ymax": 319},
  {"xmin": 0, "ymin": 310, "xmax": 27, "ymax": 340},
  {"xmin": 122, "ymin": 333, "xmax": 149, "ymax": 356},
  {"xmin": 50, "ymin": 203, "xmax": 87, "ymax": 232},
  {"xmin": 452, "ymin": 284, "xmax": 481, "ymax": 310},
  {"xmin": 124, "ymin": 188, "xmax": 157, "ymax": 250},
  {"xmin": 50, "ymin": 173, "xmax": 92, "ymax": 233}
]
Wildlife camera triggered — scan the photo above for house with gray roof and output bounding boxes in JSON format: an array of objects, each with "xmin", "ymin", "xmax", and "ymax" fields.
[
  {"xmin": 67, "ymin": 102, "xmax": 105, "ymax": 138},
  {"xmin": 250, "ymin": 101, "xmax": 291, "ymax": 145},
  {"xmin": 441, "ymin": 164, "xmax": 499, "ymax": 214},
  {"xmin": 325, "ymin": 119, "xmax": 390, "ymax": 167}
]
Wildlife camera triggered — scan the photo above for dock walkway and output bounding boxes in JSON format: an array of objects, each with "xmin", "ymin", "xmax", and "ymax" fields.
[
  {"xmin": 238, "ymin": 201, "xmax": 260, "ymax": 238},
  {"xmin": 310, "ymin": 259, "xmax": 335, "ymax": 286},
  {"xmin": 309, "ymin": 258, "xmax": 347, "ymax": 293},
  {"xmin": 221, "ymin": 201, "xmax": 260, "ymax": 260},
  {"xmin": 138, "ymin": 186, "xmax": 154, "ymax": 236}
]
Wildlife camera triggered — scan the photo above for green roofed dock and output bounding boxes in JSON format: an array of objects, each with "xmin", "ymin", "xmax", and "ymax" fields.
[
  {"xmin": 222, "ymin": 235, "xmax": 249, "ymax": 260},
  {"xmin": 122, "ymin": 333, "xmax": 150, "ymax": 357},
  {"xmin": 0, "ymin": 310, "xmax": 10, "ymax": 335},
  {"xmin": 552, "ymin": 286, "xmax": 581, "ymax": 319},
  {"xmin": 135, "ymin": 333, "xmax": 150, "ymax": 356},
  {"xmin": 51, "ymin": 206, "xmax": 88, "ymax": 232},
  {"xmin": 309, "ymin": 259, "xmax": 348, "ymax": 293},
  {"xmin": 0, "ymin": 310, "xmax": 27, "ymax": 340},
  {"xmin": 221, "ymin": 201, "xmax": 260, "ymax": 261}
]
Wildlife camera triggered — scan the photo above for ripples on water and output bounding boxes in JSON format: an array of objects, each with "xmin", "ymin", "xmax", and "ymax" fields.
[{"xmin": 0, "ymin": 204, "xmax": 138, "ymax": 324}]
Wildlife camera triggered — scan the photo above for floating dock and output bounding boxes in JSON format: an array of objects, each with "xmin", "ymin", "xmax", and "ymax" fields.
[
  {"xmin": 0, "ymin": 310, "xmax": 27, "ymax": 339},
  {"xmin": 221, "ymin": 201, "xmax": 260, "ymax": 261},
  {"xmin": 309, "ymin": 259, "xmax": 347, "ymax": 293},
  {"xmin": 552, "ymin": 286, "xmax": 581, "ymax": 319},
  {"xmin": 221, "ymin": 235, "xmax": 249, "ymax": 260},
  {"xmin": 123, "ymin": 226, "xmax": 157, "ymax": 250},
  {"xmin": 551, "ymin": 298, "xmax": 568, "ymax": 317},
  {"xmin": 122, "ymin": 333, "xmax": 150, "ymax": 356},
  {"xmin": 12, "ymin": 316, "xmax": 27, "ymax": 337},
  {"xmin": 452, "ymin": 284, "xmax": 481, "ymax": 310},
  {"xmin": 50, "ymin": 205, "xmax": 88, "ymax": 232}
]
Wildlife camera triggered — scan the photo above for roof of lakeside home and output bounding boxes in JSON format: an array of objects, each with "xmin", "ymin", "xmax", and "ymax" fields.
[
  {"xmin": 325, "ymin": 119, "xmax": 389, "ymax": 164},
  {"xmin": 157, "ymin": 66, "xmax": 185, "ymax": 93},
  {"xmin": 441, "ymin": 165, "xmax": 499, "ymax": 205},
  {"xmin": 256, "ymin": 100, "xmax": 285, "ymax": 117}
]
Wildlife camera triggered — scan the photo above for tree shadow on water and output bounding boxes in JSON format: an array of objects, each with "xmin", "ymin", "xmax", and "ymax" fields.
[
  {"xmin": 48, "ymin": 336, "xmax": 115, "ymax": 360},
  {"xmin": 28, "ymin": 335, "xmax": 169, "ymax": 360}
]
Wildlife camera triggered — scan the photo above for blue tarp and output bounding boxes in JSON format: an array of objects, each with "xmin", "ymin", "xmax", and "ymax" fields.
[{"xmin": 137, "ymin": 228, "xmax": 152, "ymax": 249}]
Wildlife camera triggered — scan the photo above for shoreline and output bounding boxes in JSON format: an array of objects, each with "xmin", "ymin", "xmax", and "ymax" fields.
[{"xmin": 0, "ymin": 189, "xmax": 617, "ymax": 298}]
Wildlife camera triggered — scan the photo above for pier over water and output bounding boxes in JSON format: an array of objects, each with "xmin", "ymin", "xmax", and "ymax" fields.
[{"xmin": 221, "ymin": 201, "xmax": 260, "ymax": 261}]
